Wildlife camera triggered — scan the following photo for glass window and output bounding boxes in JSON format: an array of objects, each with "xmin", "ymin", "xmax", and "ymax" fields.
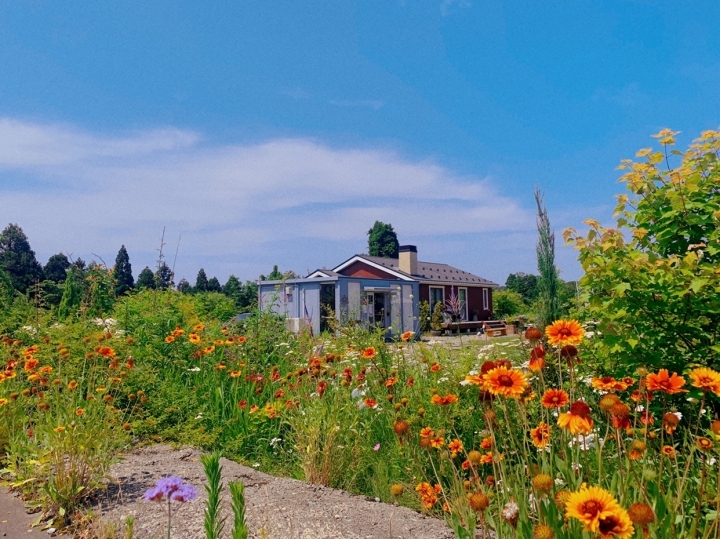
[
  {"xmin": 430, "ymin": 287, "xmax": 444, "ymax": 313},
  {"xmin": 458, "ymin": 288, "xmax": 467, "ymax": 320}
]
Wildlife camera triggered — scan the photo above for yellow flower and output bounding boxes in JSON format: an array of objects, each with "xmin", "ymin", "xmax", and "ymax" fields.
[
  {"xmin": 54, "ymin": 426, "xmax": 66, "ymax": 433},
  {"xmin": 565, "ymin": 486, "xmax": 632, "ymax": 537},
  {"xmin": 689, "ymin": 368, "xmax": 720, "ymax": 396},
  {"xmin": 483, "ymin": 366, "xmax": 528, "ymax": 399}
]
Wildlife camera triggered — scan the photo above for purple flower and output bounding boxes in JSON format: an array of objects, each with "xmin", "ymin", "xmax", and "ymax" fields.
[
  {"xmin": 169, "ymin": 484, "xmax": 198, "ymax": 502},
  {"xmin": 143, "ymin": 476, "xmax": 197, "ymax": 503}
]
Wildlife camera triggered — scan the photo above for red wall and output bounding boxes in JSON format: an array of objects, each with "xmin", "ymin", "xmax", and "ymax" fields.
[
  {"xmin": 420, "ymin": 284, "xmax": 493, "ymax": 321},
  {"xmin": 339, "ymin": 261, "xmax": 399, "ymax": 280}
]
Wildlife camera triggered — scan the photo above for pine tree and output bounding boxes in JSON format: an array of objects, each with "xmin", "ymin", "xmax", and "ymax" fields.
[
  {"xmin": 195, "ymin": 269, "xmax": 209, "ymax": 292},
  {"xmin": 176, "ymin": 278, "xmax": 192, "ymax": 293},
  {"xmin": 155, "ymin": 262, "xmax": 174, "ymax": 290},
  {"xmin": 0, "ymin": 223, "xmax": 44, "ymax": 293},
  {"xmin": 112, "ymin": 245, "xmax": 134, "ymax": 296},
  {"xmin": 207, "ymin": 276, "xmax": 222, "ymax": 293},
  {"xmin": 136, "ymin": 267, "xmax": 156, "ymax": 290},
  {"xmin": 223, "ymin": 275, "xmax": 242, "ymax": 307},
  {"xmin": 44, "ymin": 253, "xmax": 71, "ymax": 283},
  {"xmin": 367, "ymin": 221, "xmax": 399, "ymax": 258},
  {"xmin": 534, "ymin": 188, "xmax": 561, "ymax": 329}
]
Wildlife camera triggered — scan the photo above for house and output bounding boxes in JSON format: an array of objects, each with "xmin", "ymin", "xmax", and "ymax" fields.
[{"xmin": 258, "ymin": 245, "xmax": 498, "ymax": 337}]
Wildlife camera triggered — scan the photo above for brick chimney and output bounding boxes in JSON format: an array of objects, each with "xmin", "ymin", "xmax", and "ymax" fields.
[{"xmin": 398, "ymin": 245, "xmax": 417, "ymax": 276}]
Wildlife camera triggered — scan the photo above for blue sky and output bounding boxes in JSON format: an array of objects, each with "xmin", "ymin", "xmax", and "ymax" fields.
[{"xmin": 0, "ymin": 1, "xmax": 718, "ymax": 285}]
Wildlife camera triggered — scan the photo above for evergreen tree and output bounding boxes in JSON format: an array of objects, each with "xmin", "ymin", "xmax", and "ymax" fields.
[
  {"xmin": 154, "ymin": 262, "xmax": 174, "ymax": 290},
  {"xmin": 136, "ymin": 267, "xmax": 156, "ymax": 290},
  {"xmin": 367, "ymin": 221, "xmax": 399, "ymax": 258},
  {"xmin": 71, "ymin": 258, "xmax": 87, "ymax": 272},
  {"xmin": 44, "ymin": 253, "xmax": 71, "ymax": 283},
  {"xmin": 207, "ymin": 276, "xmax": 222, "ymax": 292},
  {"xmin": 57, "ymin": 267, "xmax": 83, "ymax": 318},
  {"xmin": 223, "ymin": 275, "xmax": 242, "ymax": 307},
  {"xmin": 195, "ymin": 268, "xmax": 209, "ymax": 292},
  {"xmin": 534, "ymin": 188, "xmax": 561, "ymax": 329},
  {"xmin": 112, "ymin": 245, "xmax": 134, "ymax": 296},
  {"xmin": 176, "ymin": 278, "xmax": 192, "ymax": 293},
  {"xmin": 0, "ymin": 223, "xmax": 44, "ymax": 293}
]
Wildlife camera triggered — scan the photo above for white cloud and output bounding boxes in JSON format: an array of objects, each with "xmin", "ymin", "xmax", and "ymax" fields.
[{"xmin": 0, "ymin": 117, "xmax": 539, "ymax": 283}]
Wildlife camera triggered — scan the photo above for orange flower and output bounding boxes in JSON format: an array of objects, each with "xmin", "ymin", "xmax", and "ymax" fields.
[
  {"xmin": 431, "ymin": 394, "xmax": 458, "ymax": 406},
  {"xmin": 541, "ymin": 389, "xmax": 569, "ymax": 408},
  {"xmin": 385, "ymin": 377, "xmax": 398, "ymax": 388},
  {"xmin": 645, "ymin": 370, "xmax": 687, "ymax": 394},
  {"xmin": 480, "ymin": 436, "xmax": 493, "ymax": 449},
  {"xmin": 75, "ymin": 408, "xmax": 84, "ymax": 416},
  {"xmin": 249, "ymin": 404, "xmax": 259, "ymax": 413},
  {"xmin": 545, "ymin": 319, "xmax": 584, "ymax": 346},
  {"xmin": 430, "ymin": 436, "xmax": 445, "ymax": 449},
  {"xmin": 415, "ymin": 482, "xmax": 438, "ymax": 508},
  {"xmin": 447, "ymin": 439, "xmax": 463, "ymax": 457},
  {"xmin": 361, "ymin": 347, "xmax": 377, "ymax": 359},
  {"xmin": 530, "ymin": 422, "xmax": 550, "ymax": 448},
  {"xmin": 164, "ymin": 336, "xmax": 175, "ymax": 343},
  {"xmin": 97, "ymin": 346, "xmax": 116, "ymax": 358},
  {"xmin": 483, "ymin": 366, "xmax": 528, "ymax": 399},
  {"xmin": 558, "ymin": 401, "xmax": 593, "ymax": 435},
  {"xmin": 189, "ymin": 333, "xmax": 201, "ymax": 344},
  {"xmin": 420, "ymin": 427, "xmax": 435, "ymax": 438},
  {"xmin": 67, "ymin": 380, "xmax": 78, "ymax": 390},
  {"xmin": 429, "ymin": 363, "xmax": 442, "ymax": 372},
  {"xmin": 528, "ymin": 357, "xmax": 545, "ymax": 372},
  {"xmin": 661, "ymin": 445, "xmax": 676, "ymax": 459},
  {"xmin": 479, "ymin": 452, "xmax": 494, "ymax": 464},
  {"xmin": 228, "ymin": 370, "xmax": 242, "ymax": 378},
  {"xmin": 363, "ymin": 397, "xmax": 378, "ymax": 409},
  {"xmin": 237, "ymin": 336, "xmax": 247, "ymax": 344},
  {"xmin": 591, "ymin": 377, "xmax": 629, "ymax": 392},
  {"xmin": 401, "ymin": 331, "xmax": 413, "ymax": 341},
  {"xmin": 689, "ymin": 368, "xmax": 720, "ymax": 395}
]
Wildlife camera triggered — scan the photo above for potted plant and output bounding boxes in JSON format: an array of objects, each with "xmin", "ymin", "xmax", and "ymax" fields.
[{"xmin": 430, "ymin": 302, "xmax": 444, "ymax": 336}]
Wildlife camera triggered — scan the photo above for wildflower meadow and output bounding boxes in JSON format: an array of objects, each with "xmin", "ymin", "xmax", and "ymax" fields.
[{"xmin": 1, "ymin": 129, "xmax": 719, "ymax": 539}]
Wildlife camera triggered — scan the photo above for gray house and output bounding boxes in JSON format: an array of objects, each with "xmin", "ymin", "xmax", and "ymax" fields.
[
  {"xmin": 259, "ymin": 245, "xmax": 497, "ymax": 337},
  {"xmin": 259, "ymin": 270, "xmax": 419, "ymax": 337}
]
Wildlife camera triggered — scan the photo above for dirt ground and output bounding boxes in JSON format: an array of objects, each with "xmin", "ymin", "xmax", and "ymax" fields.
[{"xmin": 90, "ymin": 445, "xmax": 455, "ymax": 539}]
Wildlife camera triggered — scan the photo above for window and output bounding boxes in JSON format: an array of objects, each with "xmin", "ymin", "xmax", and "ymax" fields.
[
  {"xmin": 458, "ymin": 288, "xmax": 468, "ymax": 321},
  {"xmin": 483, "ymin": 288, "xmax": 489, "ymax": 311},
  {"xmin": 429, "ymin": 286, "xmax": 444, "ymax": 313}
]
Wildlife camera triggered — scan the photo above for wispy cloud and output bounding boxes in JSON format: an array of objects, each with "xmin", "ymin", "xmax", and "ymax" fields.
[{"xmin": 0, "ymin": 118, "xmax": 537, "ymax": 282}]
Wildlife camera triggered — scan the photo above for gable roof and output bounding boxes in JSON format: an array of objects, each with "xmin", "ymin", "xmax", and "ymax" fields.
[
  {"xmin": 331, "ymin": 254, "xmax": 498, "ymax": 287},
  {"xmin": 331, "ymin": 255, "xmax": 416, "ymax": 281}
]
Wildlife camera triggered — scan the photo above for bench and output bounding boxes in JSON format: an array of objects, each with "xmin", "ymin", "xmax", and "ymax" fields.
[{"xmin": 482, "ymin": 320, "xmax": 507, "ymax": 337}]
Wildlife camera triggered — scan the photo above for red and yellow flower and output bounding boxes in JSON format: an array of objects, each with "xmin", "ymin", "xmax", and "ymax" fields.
[
  {"xmin": 545, "ymin": 319, "xmax": 584, "ymax": 347},
  {"xmin": 558, "ymin": 401, "xmax": 593, "ymax": 435},
  {"xmin": 482, "ymin": 366, "xmax": 528, "ymax": 399},
  {"xmin": 541, "ymin": 388, "xmax": 569, "ymax": 409}
]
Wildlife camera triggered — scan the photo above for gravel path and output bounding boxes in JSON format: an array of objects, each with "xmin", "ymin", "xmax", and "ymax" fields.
[{"xmin": 93, "ymin": 445, "xmax": 454, "ymax": 539}]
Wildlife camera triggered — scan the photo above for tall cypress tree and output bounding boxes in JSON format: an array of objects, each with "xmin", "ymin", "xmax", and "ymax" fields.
[
  {"xmin": 534, "ymin": 188, "xmax": 561, "ymax": 329},
  {"xmin": 0, "ymin": 223, "xmax": 44, "ymax": 293},
  {"xmin": 112, "ymin": 245, "xmax": 134, "ymax": 296}
]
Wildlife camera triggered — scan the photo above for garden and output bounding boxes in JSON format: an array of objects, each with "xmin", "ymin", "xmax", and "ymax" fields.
[{"xmin": 1, "ymin": 129, "xmax": 720, "ymax": 539}]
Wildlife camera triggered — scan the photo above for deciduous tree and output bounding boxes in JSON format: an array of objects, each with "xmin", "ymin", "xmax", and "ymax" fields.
[
  {"xmin": 367, "ymin": 221, "xmax": 399, "ymax": 258},
  {"xmin": 566, "ymin": 129, "xmax": 720, "ymax": 372}
]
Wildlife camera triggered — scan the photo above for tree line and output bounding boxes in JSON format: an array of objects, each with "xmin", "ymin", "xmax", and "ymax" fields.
[{"xmin": 0, "ymin": 223, "xmax": 279, "ymax": 314}]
